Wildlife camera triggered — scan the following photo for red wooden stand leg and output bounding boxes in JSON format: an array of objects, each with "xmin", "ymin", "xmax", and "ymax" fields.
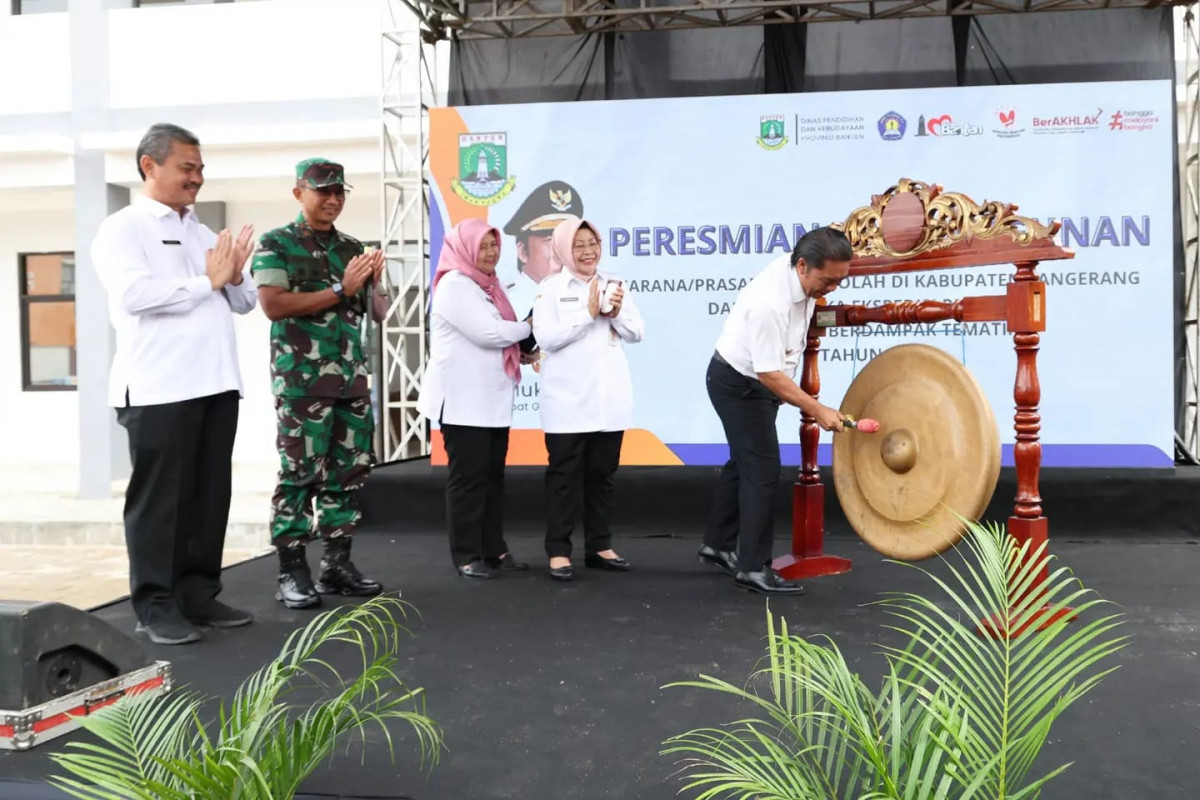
[
  {"xmin": 773, "ymin": 481, "xmax": 853, "ymax": 579},
  {"xmin": 977, "ymin": 264, "xmax": 1074, "ymax": 638},
  {"xmin": 771, "ymin": 320, "xmax": 852, "ymax": 580}
]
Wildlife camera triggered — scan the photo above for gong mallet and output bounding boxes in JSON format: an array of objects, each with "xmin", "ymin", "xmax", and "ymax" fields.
[{"xmin": 842, "ymin": 416, "xmax": 880, "ymax": 433}]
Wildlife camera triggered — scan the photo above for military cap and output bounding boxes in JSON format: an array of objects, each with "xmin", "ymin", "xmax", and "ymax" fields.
[
  {"xmin": 503, "ymin": 180, "xmax": 584, "ymax": 236},
  {"xmin": 295, "ymin": 158, "xmax": 353, "ymax": 189}
]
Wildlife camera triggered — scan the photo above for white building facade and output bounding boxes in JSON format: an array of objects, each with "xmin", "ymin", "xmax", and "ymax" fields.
[{"xmin": 0, "ymin": 0, "xmax": 441, "ymax": 499}]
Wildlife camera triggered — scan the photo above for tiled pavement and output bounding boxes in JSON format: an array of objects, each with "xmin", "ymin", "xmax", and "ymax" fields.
[
  {"xmin": 0, "ymin": 544, "xmax": 269, "ymax": 610},
  {"xmin": 0, "ymin": 464, "xmax": 274, "ymax": 610}
]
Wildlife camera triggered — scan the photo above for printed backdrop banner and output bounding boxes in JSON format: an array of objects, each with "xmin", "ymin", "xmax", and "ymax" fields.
[{"xmin": 426, "ymin": 80, "xmax": 1175, "ymax": 469}]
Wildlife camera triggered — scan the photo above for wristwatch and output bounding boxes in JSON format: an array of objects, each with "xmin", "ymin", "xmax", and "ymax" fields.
[{"xmin": 331, "ymin": 282, "xmax": 346, "ymax": 302}]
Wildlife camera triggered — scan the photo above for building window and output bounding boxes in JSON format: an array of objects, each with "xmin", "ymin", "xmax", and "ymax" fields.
[
  {"xmin": 19, "ymin": 252, "xmax": 76, "ymax": 391},
  {"xmin": 12, "ymin": 0, "xmax": 69, "ymax": 13}
]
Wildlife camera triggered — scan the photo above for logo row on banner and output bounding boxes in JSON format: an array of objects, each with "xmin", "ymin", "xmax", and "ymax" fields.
[{"xmin": 753, "ymin": 107, "xmax": 1161, "ymax": 149}]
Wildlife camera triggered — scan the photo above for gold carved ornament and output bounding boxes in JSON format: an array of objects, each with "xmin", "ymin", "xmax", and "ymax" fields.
[{"xmin": 831, "ymin": 178, "xmax": 1060, "ymax": 260}]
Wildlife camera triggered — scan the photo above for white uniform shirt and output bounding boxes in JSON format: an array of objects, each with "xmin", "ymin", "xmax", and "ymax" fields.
[
  {"xmin": 91, "ymin": 194, "xmax": 257, "ymax": 408},
  {"xmin": 715, "ymin": 254, "xmax": 814, "ymax": 380},
  {"xmin": 532, "ymin": 270, "xmax": 644, "ymax": 434},
  {"xmin": 417, "ymin": 271, "xmax": 532, "ymax": 428}
]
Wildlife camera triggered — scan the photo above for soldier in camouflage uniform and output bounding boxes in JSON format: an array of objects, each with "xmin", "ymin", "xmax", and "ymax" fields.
[{"xmin": 251, "ymin": 158, "xmax": 388, "ymax": 609}]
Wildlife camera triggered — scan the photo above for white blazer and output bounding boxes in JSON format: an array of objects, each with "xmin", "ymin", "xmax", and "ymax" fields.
[
  {"xmin": 531, "ymin": 270, "xmax": 644, "ymax": 434},
  {"xmin": 417, "ymin": 271, "xmax": 531, "ymax": 428}
]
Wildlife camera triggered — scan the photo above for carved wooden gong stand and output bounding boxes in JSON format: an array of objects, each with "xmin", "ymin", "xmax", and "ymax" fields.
[{"xmin": 771, "ymin": 178, "xmax": 1075, "ymax": 638}]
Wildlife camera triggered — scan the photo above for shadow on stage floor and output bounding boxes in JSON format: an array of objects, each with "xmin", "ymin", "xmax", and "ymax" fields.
[{"xmin": 1, "ymin": 460, "xmax": 1197, "ymax": 799}]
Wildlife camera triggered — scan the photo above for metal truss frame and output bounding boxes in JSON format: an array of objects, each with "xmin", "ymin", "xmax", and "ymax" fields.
[
  {"xmin": 377, "ymin": 1, "xmax": 438, "ymax": 462},
  {"xmin": 398, "ymin": 0, "xmax": 1191, "ymax": 39},
  {"xmin": 1181, "ymin": 5, "xmax": 1200, "ymax": 460}
]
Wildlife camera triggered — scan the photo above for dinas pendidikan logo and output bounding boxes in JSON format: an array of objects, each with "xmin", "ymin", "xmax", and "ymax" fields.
[
  {"xmin": 877, "ymin": 111, "xmax": 906, "ymax": 141},
  {"xmin": 452, "ymin": 132, "xmax": 517, "ymax": 206},
  {"xmin": 757, "ymin": 115, "xmax": 788, "ymax": 150}
]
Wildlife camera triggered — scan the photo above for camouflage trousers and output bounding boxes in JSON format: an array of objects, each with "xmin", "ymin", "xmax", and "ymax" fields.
[{"xmin": 271, "ymin": 395, "xmax": 375, "ymax": 545}]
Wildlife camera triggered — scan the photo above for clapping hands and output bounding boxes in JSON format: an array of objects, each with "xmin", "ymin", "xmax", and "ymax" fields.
[
  {"xmin": 206, "ymin": 224, "xmax": 255, "ymax": 289},
  {"xmin": 205, "ymin": 224, "xmax": 256, "ymax": 290},
  {"xmin": 343, "ymin": 249, "xmax": 386, "ymax": 295}
]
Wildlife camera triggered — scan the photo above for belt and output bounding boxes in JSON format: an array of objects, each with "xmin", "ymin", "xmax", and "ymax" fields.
[{"xmin": 713, "ymin": 350, "xmax": 731, "ymax": 367}]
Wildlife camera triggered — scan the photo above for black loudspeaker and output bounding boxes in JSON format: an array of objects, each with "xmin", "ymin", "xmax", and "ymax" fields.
[{"xmin": 0, "ymin": 600, "xmax": 153, "ymax": 711}]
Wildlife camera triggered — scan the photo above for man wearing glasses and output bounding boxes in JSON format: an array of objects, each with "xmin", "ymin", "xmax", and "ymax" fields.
[{"xmin": 250, "ymin": 158, "xmax": 390, "ymax": 609}]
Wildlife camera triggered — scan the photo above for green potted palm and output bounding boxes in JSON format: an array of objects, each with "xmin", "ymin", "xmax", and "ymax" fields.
[
  {"xmin": 48, "ymin": 595, "xmax": 442, "ymax": 800},
  {"xmin": 662, "ymin": 517, "xmax": 1127, "ymax": 799}
]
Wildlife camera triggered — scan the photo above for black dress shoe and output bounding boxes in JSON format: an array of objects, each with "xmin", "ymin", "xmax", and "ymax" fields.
[
  {"xmin": 135, "ymin": 617, "xmax": 201, "ymax": 646},
  {"xmin": 698, "ymin": 545, "xmax": 739, "ymax": 576},
  {"xmin": 185, "ymin": 600, "xmax": 253, "ymax": 628},
  {"xmin": 549, "ymin": 564, "xmax": 574, "ymax": 581},
  {"xmin": 584, "ymin": 553, "xmax": 632, "ymax": 571},
  {"xmin": 485, "ymin": 553, "xmax": 529, "ymax": 571},
  {"xmin": 734, "ymin": 568, "xmax": 807, "ymax": 595},
  {"xmin": 457, "ymin": 560, "xmax": 492, "ymax": 579}
]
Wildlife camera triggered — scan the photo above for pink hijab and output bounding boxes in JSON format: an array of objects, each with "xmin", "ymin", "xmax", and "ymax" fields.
[
  {"xmin": 433, "ymin": 218, "xmax": 521, "ymax": 382},
  {"xmin": 550, "ymin": 217, "xmax": 602, "ymax": 280}
]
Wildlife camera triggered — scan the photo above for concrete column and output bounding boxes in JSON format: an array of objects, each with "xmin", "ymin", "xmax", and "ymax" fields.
[
  {"xmin": 195, "ymin": 201, "xmax": 227, "ymax": 233},
  {"xmin": 72, "ymin": 0, "xmax": 135, "ymax": 499}
]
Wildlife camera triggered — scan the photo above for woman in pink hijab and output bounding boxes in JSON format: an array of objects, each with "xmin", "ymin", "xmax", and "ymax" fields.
[
  {"xmin": 417, "ymin": 218, "xmax": 536, "ymax": 579},
  {"xmin": 531, "ymin": 216, "xmax": 645, "ymax": 581}
]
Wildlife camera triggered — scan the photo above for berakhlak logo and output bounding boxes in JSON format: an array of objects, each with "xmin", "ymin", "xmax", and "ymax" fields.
[
  {"xmin": 1031, "ymin": 108, "xmax": 1102, "ymax": 134},
  {"xmin": 877, "ymin": 111, "xmax": 906, "ymax": 141},
  {"xmin": 451, "ymin": 132, "xmax": 517, "ymax": 206},
  {"xmin": 757, "ymin": 115, "xmax": 788, "ymax": 150}
]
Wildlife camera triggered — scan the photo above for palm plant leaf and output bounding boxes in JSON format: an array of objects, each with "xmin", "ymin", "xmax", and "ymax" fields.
[
  {"xmin": 663, "ymin": 517, "xmax": 1126, "ymax": 800},
  {"xmin": 48, "ymin": 596, "xmax": 443, "ymax": 799},
  {"xmin": 47, "ymin": 688, "xmax": 205, "ymax": 800},
  {"xmin": 875, "ymin": 517, "xmax": 1128, "ymax": 797}
]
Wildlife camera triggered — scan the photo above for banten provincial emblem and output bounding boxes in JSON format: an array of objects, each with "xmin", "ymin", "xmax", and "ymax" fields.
[
  {"xmin": 451, "ymin": 132, "xmax": 517, "ymax": 206},
  {"xmin": 756, "ymin": 115, "xmax": 788, "ymax": 150}
]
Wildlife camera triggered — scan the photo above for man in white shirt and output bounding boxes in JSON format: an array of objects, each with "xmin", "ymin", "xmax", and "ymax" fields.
[
  {"xmin": 92, "ymin": 123, "xmax": 258, "ymax": 645},
  {"xmin": 701, "ymin": 227, "xmax": 853, "ymax": 595}
]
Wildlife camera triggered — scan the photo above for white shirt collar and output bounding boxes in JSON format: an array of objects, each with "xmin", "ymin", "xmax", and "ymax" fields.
[
  {"xmin": 786, "ymin": 260, "xmax": 809, "ymax": 304},
  {"xmin": 565, "ymin": 269, "xmax": 600, "ymax": 286},
  {"xmin": 134, "ymin": 192, "xmax": 195, "ymax": 221}
]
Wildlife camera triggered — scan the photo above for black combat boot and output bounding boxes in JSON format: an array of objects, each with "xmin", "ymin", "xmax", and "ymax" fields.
[
  {"xmin": 275, "ymin": 545, "xmax": 322, "ymax": 609},
  {"xmin": 315, "ymin": 537, "xmax": 384, "ymax": 597}
]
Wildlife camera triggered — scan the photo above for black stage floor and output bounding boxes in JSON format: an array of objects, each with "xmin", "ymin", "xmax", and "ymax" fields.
[{"xmin": 1, "ymin": 461, "xmax": 1198, "ymax": 799}]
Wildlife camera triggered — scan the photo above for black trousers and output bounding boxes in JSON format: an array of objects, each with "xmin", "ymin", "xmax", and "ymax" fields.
[
  {"xmin": 704, "ymin": 355, "xmax": 783, "ymax": 573},
  {"xmin": 442, "ymin": 423, "xmax": 511, "ymax": 566},
  {"xmin": 544, "ymin": 431, "xmax": 624, "ymax": 559},
  {"xmin": 115, "ymin": 390, "xmax": 239, "ymax": 626}
]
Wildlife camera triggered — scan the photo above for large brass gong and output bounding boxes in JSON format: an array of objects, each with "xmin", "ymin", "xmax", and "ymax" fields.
[{"xmin": 832, "ymin": 343, "xmax": 1001, "ymax": 561}]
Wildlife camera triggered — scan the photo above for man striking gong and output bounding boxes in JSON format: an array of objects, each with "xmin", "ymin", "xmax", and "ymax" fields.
[{"xmin": 700, "ymin": 227, "xmax": 854, "ymax": 596}]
